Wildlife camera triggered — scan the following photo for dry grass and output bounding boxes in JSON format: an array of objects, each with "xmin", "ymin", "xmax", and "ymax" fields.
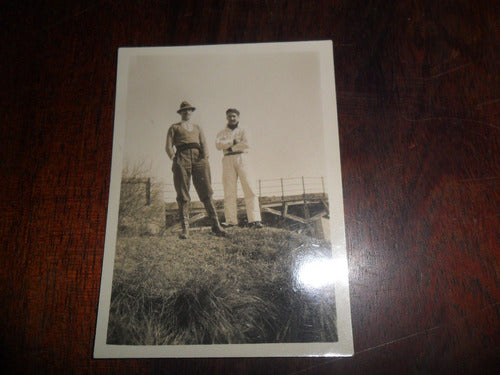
[{"xmin": 107, "ymin": 227, "xmax": 337, "ymax": 345}]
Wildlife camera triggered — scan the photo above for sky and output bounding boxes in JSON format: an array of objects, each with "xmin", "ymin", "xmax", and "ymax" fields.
[{"xmin": 120, "ymin": 45, "xmax": 333, "ymax": 201}]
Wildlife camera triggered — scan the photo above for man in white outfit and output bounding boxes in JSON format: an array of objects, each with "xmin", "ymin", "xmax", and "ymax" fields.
[{"xmin": 216, "ymin": 108, "xmax": 262, "ymax": 228}]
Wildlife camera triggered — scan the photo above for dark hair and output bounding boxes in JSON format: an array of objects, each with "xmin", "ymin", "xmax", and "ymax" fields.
[{"xmin": 226, "ymin": 108, "xmax": 240, "ymax": 116}]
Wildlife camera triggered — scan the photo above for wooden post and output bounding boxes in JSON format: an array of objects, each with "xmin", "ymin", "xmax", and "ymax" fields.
[
  {"xmin": 321, "ymin": 176, "xmax": 326, "ymax": 197},
  {"xmin": 302, "ymin": 176, "xmax": 310, "ymax": 219},
  {"xmin": 282, "ymin": 202, "xmax": 288, "ymax": 218},
  {"xmin": 146, "ymin": 178, "xmax": 151, "ymax": 205},
  {"xmin": 258, "ymin": 180, "xmax": 262, "ymax": 211},
  {"xmin": 280, "ymin": 178, "xmax": 284, "ymax": 201}
]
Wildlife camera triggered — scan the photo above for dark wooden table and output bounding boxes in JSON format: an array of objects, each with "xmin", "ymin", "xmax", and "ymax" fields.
[{"xmin": 1, "ymin": 1, "xmax": 498, "ymax": 374}]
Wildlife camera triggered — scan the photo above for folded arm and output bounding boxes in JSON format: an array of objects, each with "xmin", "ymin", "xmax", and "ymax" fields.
[
  {"xmin": 231, "ymin": 129, "xmax": 249, "ymax": 152},
  {"xmin": 215, "ymin": 130, "xmax": 234, "ymax": 150}
]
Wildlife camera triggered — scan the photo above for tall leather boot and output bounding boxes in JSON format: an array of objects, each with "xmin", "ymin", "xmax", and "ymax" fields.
[
  {"xmin": 178, "ymin": 202, "xmax": 190, "ymax": 239},
  {"xmin": 202, "ymin": 198, "xmax": 226, "ymax": 237}
]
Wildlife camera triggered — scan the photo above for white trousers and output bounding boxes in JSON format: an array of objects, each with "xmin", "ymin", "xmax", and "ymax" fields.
[{"xmin": 222, "ymin": 154, "xmax": 261, "ymax": 224}]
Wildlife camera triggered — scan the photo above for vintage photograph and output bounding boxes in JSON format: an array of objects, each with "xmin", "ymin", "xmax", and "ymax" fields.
[{"xmin": 94, "ymin": 41, "xmax": 353, "ymax": 357}]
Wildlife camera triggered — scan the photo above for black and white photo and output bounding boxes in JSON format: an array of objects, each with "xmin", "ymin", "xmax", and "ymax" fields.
[{"xmin": 94, "ymin": 41, "xmax": 353, "ymax": 358}]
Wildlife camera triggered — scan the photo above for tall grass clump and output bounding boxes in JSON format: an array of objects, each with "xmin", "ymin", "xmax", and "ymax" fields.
[
  {"xmin": 117, "ymin": 161, "xmax": 165, "ymax": 236},
  {"xmin": 107, "ymin": 226, "xmax": 337, "ymax": 345}
]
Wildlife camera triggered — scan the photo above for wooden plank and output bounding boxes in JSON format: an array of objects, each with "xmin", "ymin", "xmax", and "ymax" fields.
[
  {"xmin": 262, "ymin": 207, "xmax": 283, "ymax": 217},
  {"xmin": 262, "ymin": 207, "xmax": 308, "ymax": 224},
  {"xmin": 261, "ymin": 199, "xmax": 322, "ymax": 208},
  {"xmin": 282, "ymin": 213, "xmax": 308, "ymax": 224},
  {"xmin": 320, "ymin": 197, "xmax": 329, "ymax": 210},
  {"xmin": 307, "ymin": 211, "xmax": 328, "ymax": 222},
  {"xmin": 189, "ymin": 212, "xmax": 206, "ymax": 224}
]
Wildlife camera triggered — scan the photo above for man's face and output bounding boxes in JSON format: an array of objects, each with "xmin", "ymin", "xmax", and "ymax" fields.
[
  {"xmin": 180, "ymin": 109, "xmax": 193, "ymax": 121},
  {"xmin": 227, "ymin": 112, "xmax": 239, "ymax": 125}
]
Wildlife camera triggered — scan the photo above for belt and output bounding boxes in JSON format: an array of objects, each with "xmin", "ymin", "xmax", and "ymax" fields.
[
  {"xmin": 224, "ymin": 151, "xmax": 244, "ymax": 156},
  {"xmin": 176, "ymin": 143, "xmax": 201, "ymax": 152}
]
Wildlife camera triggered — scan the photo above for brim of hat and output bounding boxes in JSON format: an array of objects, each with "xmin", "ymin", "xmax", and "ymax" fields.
[{"xmin": 177, "ymin": 107, "xmax": 196, "ymax": 113}]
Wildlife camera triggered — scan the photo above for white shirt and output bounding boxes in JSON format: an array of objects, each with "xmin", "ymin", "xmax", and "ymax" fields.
[{"xmin": 215, "ymin": 124, "xmax": 250, "ymax": 155}]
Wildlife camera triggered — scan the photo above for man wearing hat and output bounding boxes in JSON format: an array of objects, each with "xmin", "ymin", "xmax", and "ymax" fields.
[
  {"xmin": 166, "ymin": 101, "xmax": 225, "ymax": 238},
  {"xmin": 215, "ymin": 108, "xmax": 262, "ymax": 228}
]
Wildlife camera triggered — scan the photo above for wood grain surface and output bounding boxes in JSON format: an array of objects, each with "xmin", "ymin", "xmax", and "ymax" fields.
[{"xmin": 1, "ymin": 0, "xmax": 498, "ymax": 374}]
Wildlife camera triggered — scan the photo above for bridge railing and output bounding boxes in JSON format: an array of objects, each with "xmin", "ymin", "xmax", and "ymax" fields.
[
  {"xmin": 162, "ymin": 176, "xmax": 326, "ymax": 203},
  {"xmin": 258, "ymin": 177, "xmax": 326, "ymax": 200}
]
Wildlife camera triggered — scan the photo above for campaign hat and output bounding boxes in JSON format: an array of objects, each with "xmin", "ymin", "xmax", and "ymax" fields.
[{"xmin": 177, "ymin": 101, "xmax": 196, "ymax": 113}]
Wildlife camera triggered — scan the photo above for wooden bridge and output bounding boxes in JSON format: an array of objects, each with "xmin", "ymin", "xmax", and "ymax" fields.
[{"xmin": 163, "ymin": 177, "xmax": 331, "ymax": 239}]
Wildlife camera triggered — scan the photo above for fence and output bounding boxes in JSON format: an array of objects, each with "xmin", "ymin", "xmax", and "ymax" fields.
[
  {"xmin": 122, "ymin": 178, "xmax": 151, "ymax": 205},
  {"xmin": 162, "ymin": 176, "xmax": 326, "ymax": 203}
]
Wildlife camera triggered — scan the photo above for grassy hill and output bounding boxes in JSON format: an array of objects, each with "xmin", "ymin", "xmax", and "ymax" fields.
[{"xmin": 107, "ymin": 227, "xmax": 338, "ymax": 345}]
